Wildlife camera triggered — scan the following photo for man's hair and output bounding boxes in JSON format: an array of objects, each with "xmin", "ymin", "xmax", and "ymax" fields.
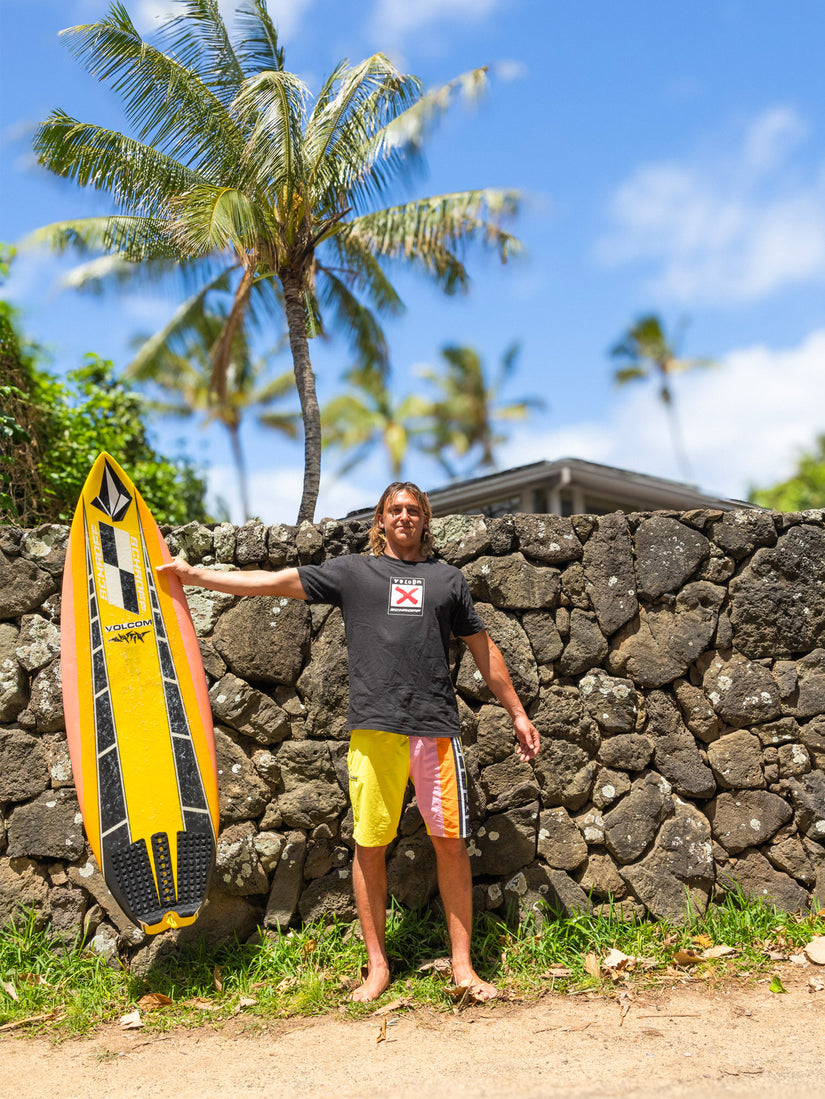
[{"xmin": 368, "ymin": 481, "xmax": 434, "ymax": 557}]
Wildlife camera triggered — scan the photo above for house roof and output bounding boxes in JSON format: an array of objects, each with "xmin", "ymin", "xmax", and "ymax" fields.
[{"xmin": 343, "ymin": 456, "xmax": 754, "ymax": 520}]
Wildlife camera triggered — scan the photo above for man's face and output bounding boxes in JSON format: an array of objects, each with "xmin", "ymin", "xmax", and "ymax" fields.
[{"xmin": 380, "ymin": 489, "xmax": 426, "ymax": 555}]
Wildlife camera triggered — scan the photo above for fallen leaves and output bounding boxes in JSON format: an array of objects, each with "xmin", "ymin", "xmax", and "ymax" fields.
[
  {"xmin": 373, "ymin": 997, "xmax": 413, "ymax": 1017},
  {"xmin": 0, "ymin": 1011, "xmax": 59, "ymax": 1032},
  {"xmin": 768, "ymin": 975, "xmax": 788, "ymax": 994},
  {"xmin": 803, "ymin": 937, "xmax": 825, "ymax": 966},
  {"xmin": 119, "ymin": 1009, "xmax": 143, "ymax": 1030},
  {"xmin": 137, "ymin": 993, "xmax": 173, "ymax": 1011}
]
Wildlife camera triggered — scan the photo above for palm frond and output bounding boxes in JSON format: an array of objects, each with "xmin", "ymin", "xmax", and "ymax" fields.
[
  {"xmin": 257, "ymin": 410, "xmax": 300, "ymax": 437},
  {"xmin": 232, "ymin": 69, "xmax": 308, "ymax": 199},
  {"xmin": 22, "ymin": 215, "xmax": 165, "ymax": 257},
  {"xmin": 34, "ymin": 113, "xmax": 204, "ymax": 216},
  {"xmin": 126, "ymin": 265, "xmax": 237, "ymax": 377},
  {"xmin": 345, "ymin": 189, "xmax": 521, "ymax": 272},
  {"xmin": 235, "ymin": 0, "xmax": 285, "ymax": 75},
  {"xmin": 59, "ymin": 3, "xmax": 244, "ymax": 175},
  {"xmin": 168, "ymin": 185, "xmax": 268, "ymax": 255},
  {"xmin": 317, "ymin": 268, "xmax": 390, "ymax": 375},
  {"xmin": 156, "ymin": 0, "xmax": 245, "ymax": 106},
  {"xmin": 306, "ymin": 55, "xmax": 419, "ymax": 190},
  {"xmin": 613, "ymin": 365, "xmax": 648, "ymax": 385},
  {"xmin": 349, "ymin": 66, "xmax": 488, "ymax": 200},
  {"xmin": 323, "ymin": 234, "xmax": 404, "ymax": 315}
]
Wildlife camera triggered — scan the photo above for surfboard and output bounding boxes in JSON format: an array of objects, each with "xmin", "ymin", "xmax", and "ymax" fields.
[{"xmin": 61, "ymin": 452, "xmax": 219, "ymax": 934}]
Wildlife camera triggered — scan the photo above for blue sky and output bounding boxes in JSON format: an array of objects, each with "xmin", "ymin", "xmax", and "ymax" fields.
[{"xmin": 2, "ymin": 0, "xmax": 824, "ymax": 522}]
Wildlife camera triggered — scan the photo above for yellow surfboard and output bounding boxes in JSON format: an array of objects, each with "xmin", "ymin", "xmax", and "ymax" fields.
[{"xmin": 61, "ymin": 453, "xmax": 219, "ymax": 934}]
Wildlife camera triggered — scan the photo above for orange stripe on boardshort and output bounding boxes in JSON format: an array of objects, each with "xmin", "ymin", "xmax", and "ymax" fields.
[{"xmin": 347, "ymin": 729, "xmax": 469, "ymax": 848}]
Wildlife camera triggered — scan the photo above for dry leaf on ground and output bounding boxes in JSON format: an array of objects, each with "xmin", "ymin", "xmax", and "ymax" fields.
[
  {"xmin": 374, "ymin": 998, "xmax": 413, "ymax": 1017},
  {"xmin": 691, "ymin": 934, "xmax": 713, "ymax": 950},
  {"xmin": 417, "ymin": 958, "xmax": 452, "ymax": 975},
  {"xmin": 0, "ymin": 1011, "xmax": 58, "ymax": 1031},
  {"xmin": 541, "ymin": 965, "xmax": 572, "ymax": 979},
  {"xmin": 700, "ymin": 945, "xmax": 737, "ymax": 959},
  {"xmin": 137, "ymin": 993, "xmax": 173, "ymax": 1011},
  {"xmin": 803, "ymin": 937, "xmax": 825, "ymax": 966},
  {"xmin": 183, "ymin": 997, "xmax": 221, "ymax": 1012},
  {"xmin": 213, "ymin": 966, "xmax": 223, "ymax": 992},
  {"xmin": 672, "ymin": 951, "xmax": 702, "ymax": 966},
  {"xmin": 584, "ymin": 953, "xmax": 601, "ymax": 979},
  {"xmin": 120, "ymin": 1010, "xmax": 143, "ymax": 1030},
  {"xmin": 808, "ymin": 977, "xmax": 824, "ymax": 993},
  {"xmin": 1, "ymin": 981, "xmax": 18, "ymax": 1002}
]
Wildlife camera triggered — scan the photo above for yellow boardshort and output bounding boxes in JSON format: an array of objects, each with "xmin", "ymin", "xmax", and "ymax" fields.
[{"xmin": 347, "ymin": 729, "xmax": 470, "ymax": 848}]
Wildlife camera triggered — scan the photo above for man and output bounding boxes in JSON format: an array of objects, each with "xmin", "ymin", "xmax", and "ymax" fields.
[{"xmin": 158, "ymin": 482, "xmax": 540, "ymax": 1001}]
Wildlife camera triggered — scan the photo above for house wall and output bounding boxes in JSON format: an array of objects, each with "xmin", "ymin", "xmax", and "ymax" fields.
[{"xmin": 0, "ymin": 508, "xmax": 823, "ymax": 970}]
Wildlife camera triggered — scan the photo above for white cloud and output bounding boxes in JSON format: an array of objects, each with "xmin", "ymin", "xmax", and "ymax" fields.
[
  {"xmin": 369, "ymin": 0, "xmax": 508, "ymax": 52},
  {"xmin": 499, "ymin": 329, "xmax": 825, "ymax": 502},
  {"xmin": 597, "ymin": 107, "xmax": 825, "ymax": 305}
]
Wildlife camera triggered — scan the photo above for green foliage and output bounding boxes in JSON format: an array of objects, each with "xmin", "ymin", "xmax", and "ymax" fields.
[
  {"xmin": 749, "ymin": 435, "xmax": 825, "ymax": 511},
  {"xmin": 0, "ymin": 305, "xmax": 208, "ymax": 527},
  {"xmin": 1, "ymin": 896, "xmax": 821, "ymax": 1035}
]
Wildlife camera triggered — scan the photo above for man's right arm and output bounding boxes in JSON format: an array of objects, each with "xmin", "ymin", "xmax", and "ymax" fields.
[{"xmin": 156, "ymin": 557, "xmax": 308, "ymax": 600}]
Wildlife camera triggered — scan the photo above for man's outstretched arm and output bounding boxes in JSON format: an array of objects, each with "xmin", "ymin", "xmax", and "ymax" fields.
[
  {"xmin": 460, "ymin": 630, "xmax": 540, "ymax": 761},
  {"xmin": 156, "ymin": 557, "xmax": 307, "ymax": 600}
]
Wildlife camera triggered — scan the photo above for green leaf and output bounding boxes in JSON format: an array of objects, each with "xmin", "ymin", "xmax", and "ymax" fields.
[{"xmin": 769, "ymin": 975, "xmax": 787, "ymax": 994}]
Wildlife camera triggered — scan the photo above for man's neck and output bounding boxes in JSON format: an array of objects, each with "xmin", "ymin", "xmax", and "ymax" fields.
[{"xmin": 383, "ymin": 544, "xmax": 425, "ymax": 562}]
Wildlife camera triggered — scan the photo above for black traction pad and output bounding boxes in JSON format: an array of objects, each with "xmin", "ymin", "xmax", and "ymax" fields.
[{"xmin": 107, "ymin": 831, "xmax": 215, "ymax": 927}]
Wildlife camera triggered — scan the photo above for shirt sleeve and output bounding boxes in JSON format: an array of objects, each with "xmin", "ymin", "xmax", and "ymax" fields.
[
  {"xmin": 452, "ymin": 571, "xmax": 486, "ymax": 636},
  {"xmin": 297, "ymin": 557, "xmax": 349, "ymax": 606}
]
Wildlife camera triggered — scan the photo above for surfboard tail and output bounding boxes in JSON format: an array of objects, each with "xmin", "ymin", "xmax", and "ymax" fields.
[{"xmin": 107, "ymin": 828, "xmax": 216, "ymax": 934}]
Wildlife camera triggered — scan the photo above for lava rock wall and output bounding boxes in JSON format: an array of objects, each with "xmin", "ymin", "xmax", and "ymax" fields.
[{"xmin": 1, "ymin": 508, "xmax": 824, "ymax": 968}]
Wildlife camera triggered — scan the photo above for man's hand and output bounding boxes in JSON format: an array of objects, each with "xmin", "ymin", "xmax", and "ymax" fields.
[
  {"xmin": 156, "ymin": 556, "xmax": 196, "ymax": 581},
  {"xmin": 513, "ymin": 712, "xmax": 540, "ymax": 762}
]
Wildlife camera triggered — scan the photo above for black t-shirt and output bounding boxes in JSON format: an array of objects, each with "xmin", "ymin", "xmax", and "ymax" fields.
[{"xmin": 297, "ymin": 553, "xmax": 485, "ymax": 738}]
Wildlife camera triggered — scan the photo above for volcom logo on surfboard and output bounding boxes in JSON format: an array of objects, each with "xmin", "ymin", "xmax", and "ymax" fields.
[
  {"xmin": 388, "ymin": 576, "xmax": 424, "ymax": 616},
  {"xmin": 91, "ymin": 460, "xmax": 133, "ymax": 522}
]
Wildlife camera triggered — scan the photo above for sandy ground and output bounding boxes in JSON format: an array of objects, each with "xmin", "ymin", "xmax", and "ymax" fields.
[{"xmin": 2, "ymin": 968, "xmax": 823, "ymax": 1099}]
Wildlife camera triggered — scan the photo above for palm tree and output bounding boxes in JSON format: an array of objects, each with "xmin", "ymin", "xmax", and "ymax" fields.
[
  {"xmin": 128, "ymin": 305, "xmax": 298, "ymax": 520},
  {"xmin": 322, "ymin": 366, "xmax": 430, "ymax": 479},
  {"xmin": 419, "ymin": 342, "xmax": 543, "ymax": 479},
  {"xmin": 610, "ymin": 314, "xmax": 713, "ymax": 481},
  {"xmin": 29, "ymin": 0, "xmax": 520, "ymax": 521}
]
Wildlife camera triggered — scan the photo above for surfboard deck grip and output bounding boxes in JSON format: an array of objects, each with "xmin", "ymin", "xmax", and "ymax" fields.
[
  {"xmin": 151, "ymin": 832, "xmax": 177, "ymax": 910},
  {"xmin": 109, "ymin": 838, "xmax": 162, "ymax": 926},
  {"xmin": 175, "ymin": 831, "xmax": 215, "ymax": 913}
]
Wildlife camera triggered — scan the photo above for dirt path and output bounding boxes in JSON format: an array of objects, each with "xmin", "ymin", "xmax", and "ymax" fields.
[{"xmin": 2, "ymin": 969, "xmax": 823, "ymax": 1099}]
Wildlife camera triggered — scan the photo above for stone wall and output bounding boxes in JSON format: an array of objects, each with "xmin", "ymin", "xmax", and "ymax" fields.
[{"xmin": 1, "ymin": 509, "xmax": 824, "ymax": 968}]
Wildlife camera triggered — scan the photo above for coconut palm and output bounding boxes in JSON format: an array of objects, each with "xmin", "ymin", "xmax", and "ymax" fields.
[
  {"xmin": 420, "ymin": 342, "xmax": 543, "ymax": 479},
  {"xmin": 610, "ymin": 314, "xmax": 713, "ymax": 481},
  {"xmin": 322, "ymin": 366, "xmax": 430, "ymax": 479},
  {"xmin": 128, "ymin": 305, "xmax": 298, "ymax": 520},
  {"xmin": 29, "ymin": 0, "xmax": 520, "ymax": 521}
]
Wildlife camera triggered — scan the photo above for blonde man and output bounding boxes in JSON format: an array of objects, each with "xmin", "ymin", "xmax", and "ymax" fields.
[{"xmin": 159, "ymin": 482, "xmax": 539, "ymax": 1001}]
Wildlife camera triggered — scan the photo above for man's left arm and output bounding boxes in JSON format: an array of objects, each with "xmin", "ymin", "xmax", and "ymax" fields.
[{"xmin": 460, "ymin": 630, "xmax": 540, "ymax": 762}]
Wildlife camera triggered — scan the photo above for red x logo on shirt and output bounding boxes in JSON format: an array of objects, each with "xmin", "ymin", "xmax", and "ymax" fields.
[{"xmin": 394, "ymin": 586, "xmax": 419, "ymax": 605}]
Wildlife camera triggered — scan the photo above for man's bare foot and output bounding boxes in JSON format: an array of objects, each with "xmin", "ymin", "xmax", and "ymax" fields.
[
  {"xmin": 451, "ymin": 964, "xmax": 497, "ymax": 1001},
  {"xmin": 349, "ymin": 962, "xmax": 391, "ymax": 1003}
]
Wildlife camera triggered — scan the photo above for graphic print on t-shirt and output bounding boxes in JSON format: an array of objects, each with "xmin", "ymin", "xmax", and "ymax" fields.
[{"xmin": 388, "ymin": 575, "xmax": 425, "ymax": 616}]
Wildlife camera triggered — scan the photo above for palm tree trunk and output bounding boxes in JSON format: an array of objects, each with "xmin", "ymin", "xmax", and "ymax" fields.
[
  {"xmin": 281, "ymin": 271, "xmax": 321, "ymax": 523},
  {"xmin": 211, "ymin": 266, "xmax": 255, "ymax": 403},
  {"xmin": 226, "ymin": 420, "xmax": 251, "ymax": 522}
]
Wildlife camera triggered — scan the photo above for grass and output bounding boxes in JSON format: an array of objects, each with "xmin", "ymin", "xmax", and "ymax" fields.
[{"xmin": 0, "ymin": 895, "xmax": 822, "ymax": 1037}]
